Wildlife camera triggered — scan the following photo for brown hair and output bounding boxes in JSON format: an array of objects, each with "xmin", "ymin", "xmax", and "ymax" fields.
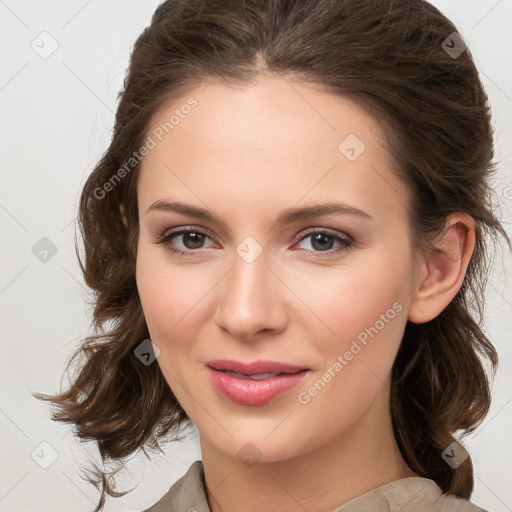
[{"xmin": 35, "ymin": 0, "xmax": 511, "ymax": 510}]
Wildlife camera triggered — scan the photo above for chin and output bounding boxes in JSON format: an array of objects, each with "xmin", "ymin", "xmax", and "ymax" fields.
[{"xmin": 198, "ymin": 417, "xmax": 326, "ymax": 467}]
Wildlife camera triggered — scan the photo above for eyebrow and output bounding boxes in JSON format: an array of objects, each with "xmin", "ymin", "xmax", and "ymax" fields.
[{"xmin": 145, "ymin": 199, "xmax": 372, "ymax": 233}]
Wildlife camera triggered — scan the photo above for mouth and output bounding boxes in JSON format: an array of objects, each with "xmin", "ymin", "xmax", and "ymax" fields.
[
  {"xmin": 205, "ymin": 359, "xmax": 310, "ymax": 406},
  {"xmin": 218, "ymin": 370, "xmax": 299, "ymax": 380},
  {"xmin": 206, "ymin": 358, "xmax": 308, "ymax": 375}
]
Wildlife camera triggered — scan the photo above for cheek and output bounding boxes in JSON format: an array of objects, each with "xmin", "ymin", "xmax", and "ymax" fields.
[
  {"xmin": 294, "ymin": 258, "xmax": 408, "ymax": 342},
  {"xmin": 135, "ymin": 254, "xmax": 207, "ymax": 397},
  {"xmin": 135, "ymin": 248, "xmax": 200, "ymax": 341},
  {"xmin": 135, "ymin": 246, "xmax": 226, "ymax": 369},
  {"xmin": 293, "ymin": 272, "xmax": 408, "ymax": 441},
  {"xmin": 293, "ymin": 255, "xmax": 411, "ymax": 409}
]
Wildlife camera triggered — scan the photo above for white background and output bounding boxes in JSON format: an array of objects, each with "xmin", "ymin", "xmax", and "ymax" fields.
[{"xmin": 1, "ymin": 1, "xmax": 511, "ymax": 511}]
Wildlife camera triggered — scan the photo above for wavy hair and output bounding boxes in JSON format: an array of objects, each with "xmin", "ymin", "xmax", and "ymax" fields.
[{"xmin": 35, "ymin": 0, "xmax": 511, "ymax": 510}]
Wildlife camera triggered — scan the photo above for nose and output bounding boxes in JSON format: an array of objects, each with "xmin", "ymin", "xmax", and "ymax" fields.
[{"xmin": 214, "ymin": 245, "xmax": 287, "ymax": 341}]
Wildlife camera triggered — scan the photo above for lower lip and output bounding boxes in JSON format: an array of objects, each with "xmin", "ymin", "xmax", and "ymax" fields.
[{"xmin": 207, "ymin": 367, "xmax": 309, "ymax": 406}]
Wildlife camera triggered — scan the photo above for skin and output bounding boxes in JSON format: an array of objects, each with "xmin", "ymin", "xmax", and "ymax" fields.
[{"xmin": 126, "ymin": 73, "xmax": 475, "ymax": 512}]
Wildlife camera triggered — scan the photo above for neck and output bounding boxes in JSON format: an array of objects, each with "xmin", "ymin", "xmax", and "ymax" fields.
[{"xmin": 200, "ymin": 385, "xmax": 418, "ymax": 512}]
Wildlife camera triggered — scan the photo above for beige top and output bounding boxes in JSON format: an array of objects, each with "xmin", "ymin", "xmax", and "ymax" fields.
[{"xmin": 145, "ymin": 460, "xmax": 489, "ymax": 512}]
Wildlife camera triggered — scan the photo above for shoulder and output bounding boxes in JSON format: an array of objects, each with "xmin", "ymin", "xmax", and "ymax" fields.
[
  {"xmin": 334, "ymin": 477, "xmax": 489, "ymax": 512},
  {"xmin": 434, "ymin": 485, "xmax": 489, "ymax": 512},
  {"xmin": 144, "ymin": 460, "xmax": 210, "ymax": 512}
]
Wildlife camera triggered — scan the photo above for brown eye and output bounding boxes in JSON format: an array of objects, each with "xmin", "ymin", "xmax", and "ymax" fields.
[
  {"xmin": 155, "ymin": 228, "xmax": 215, "ymax": 255},
  {"xmin": 294, "ymin": 230, "xmax": 354, "ymax": 257}
]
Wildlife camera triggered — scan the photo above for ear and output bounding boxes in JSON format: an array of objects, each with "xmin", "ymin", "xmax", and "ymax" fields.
[
  {"xmin": 119, "ymin": 203, "xmax": 128, "ymax": 228},
  {"xmin": 408, "ymin": 213, "xmax": 476, "ymax": 324}
]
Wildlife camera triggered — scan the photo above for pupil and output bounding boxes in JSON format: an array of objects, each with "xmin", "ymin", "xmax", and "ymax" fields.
[
  {"xmin": 184, "ymin": 232, "xmax": 204, "ymax": 249},
  {"xmin": 312, "ymin": 233, "xmax": 333, "ymax": 251}
]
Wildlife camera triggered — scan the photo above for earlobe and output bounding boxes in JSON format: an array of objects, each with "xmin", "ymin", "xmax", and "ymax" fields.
[
  {"xmin": 119, "ymin": 203, "xmax": 128, "ymax": 228},
  {"xmin": 407, "ymin": 213, "xmax": 476, "ymax": 324}
]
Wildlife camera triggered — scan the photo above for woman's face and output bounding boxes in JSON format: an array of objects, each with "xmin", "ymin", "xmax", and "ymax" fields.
[{"xmin": 135, "ymin": 75, "xmax": 421, "ymax": 463}]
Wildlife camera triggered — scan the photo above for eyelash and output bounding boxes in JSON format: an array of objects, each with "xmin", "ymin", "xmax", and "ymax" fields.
[{"xmin": 153, "ymin": 226, "xmax": 355, "ymax": 259}]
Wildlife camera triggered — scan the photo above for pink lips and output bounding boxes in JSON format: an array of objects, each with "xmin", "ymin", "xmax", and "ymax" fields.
[{"xmin": 206, "ymin": 359, "xmax": 309, "ymax": 406}]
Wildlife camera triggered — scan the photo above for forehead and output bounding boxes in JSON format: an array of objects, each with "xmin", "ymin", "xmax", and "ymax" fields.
[{"xmin": 137, "ymin": 75, "xmax": 411, "ymax": 222}]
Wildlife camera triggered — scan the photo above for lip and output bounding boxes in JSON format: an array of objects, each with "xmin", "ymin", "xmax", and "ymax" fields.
[
  {"xmin": 206, "ymin": 359, "xmax": 307, "ymax": 375},
  {"xmin": 206, "ymin": 359, "xmax": 310, "ymax": 406}
]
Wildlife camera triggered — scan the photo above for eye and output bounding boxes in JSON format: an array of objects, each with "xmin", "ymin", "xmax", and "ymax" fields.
[
  {"xmin": 293, "ymin": 229, "xmax": 354, "ymax": 258},
  {"xmin": 154, "ymin": 226, "xmax": 355, "ymax": 258},
  {"xmin": 154, "ymin": 227, "xmax": 215, "ymax": 256}
]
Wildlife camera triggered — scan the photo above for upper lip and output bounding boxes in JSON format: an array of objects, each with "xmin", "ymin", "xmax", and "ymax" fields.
[{"xmin": 206, "ymin": 359, "xmax": 308, "ymax": 375}]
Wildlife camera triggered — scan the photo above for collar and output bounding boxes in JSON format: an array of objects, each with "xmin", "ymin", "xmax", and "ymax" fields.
[{"xmin": 145, "ymin": 460, "xmax": 488, "ymax": 512}]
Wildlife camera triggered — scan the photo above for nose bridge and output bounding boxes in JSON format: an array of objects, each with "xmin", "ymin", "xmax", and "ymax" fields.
[
  {"xmin": 229, "ymin": 243, "xmax": 272, "ymax": 315},
  {"xmin": 215, "ymin": 239, "xmax": 282, "ymax": 338}
]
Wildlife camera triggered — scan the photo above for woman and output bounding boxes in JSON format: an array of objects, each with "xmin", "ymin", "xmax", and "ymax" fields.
[{"xmin": 36, "ymin": 0, "xmax": 510, "ymax": 511}]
